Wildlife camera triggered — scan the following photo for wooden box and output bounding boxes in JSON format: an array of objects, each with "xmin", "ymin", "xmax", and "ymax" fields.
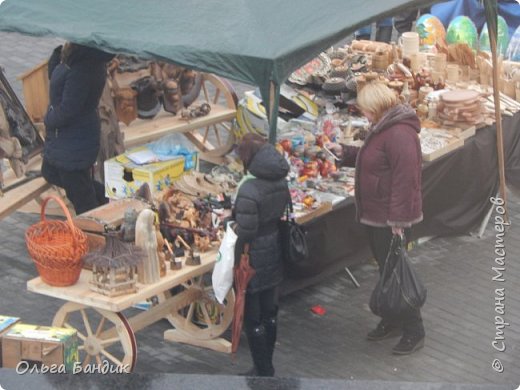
[
  {"xmin": 0, "ymin": 315, "xmax": 20, "ymax": 367},
  {"xmin": 2, "ymin": 324, "xmax": 78, "ymax": 372}
]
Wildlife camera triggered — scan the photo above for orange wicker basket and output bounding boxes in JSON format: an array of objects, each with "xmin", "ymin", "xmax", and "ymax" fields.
[{"xmin": 25, "ymin": 195, "xmax": 88, "ymax": 286}]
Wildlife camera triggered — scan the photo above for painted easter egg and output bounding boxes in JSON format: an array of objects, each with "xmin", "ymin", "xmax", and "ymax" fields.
[
  {"xmin": 446, "ymin": 16, "xmax": 478, "ymax": 50},
  {"xmin": 479, "ymin": 16, "xmax": 510, "ymax": 56},
  {"xmin": 506, "ymin": 25, "xmax": 520, "ymax": 62},
  {"xmin": 416, "ymin": 14, "xmax": 446, "ymax": 51}
]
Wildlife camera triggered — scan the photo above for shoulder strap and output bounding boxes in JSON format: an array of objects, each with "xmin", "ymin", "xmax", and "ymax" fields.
[{"xmin": 285, "ymin": 196, "xmax": 295, "ymax": 223}]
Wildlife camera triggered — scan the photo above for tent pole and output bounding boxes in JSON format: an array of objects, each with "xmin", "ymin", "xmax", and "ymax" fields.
[
  {"xmin": 485, "ymin": 1, "xmax": 508, "ymax": 222},
  {"xmin": 267, "ymin": 81, "xmax": 280, "ymax": 144}
]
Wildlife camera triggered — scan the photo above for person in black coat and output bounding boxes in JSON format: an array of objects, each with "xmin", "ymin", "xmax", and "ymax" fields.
[
  {"xmin": 42, "ymin": 42, "xmax": 114, "ymax": 214},
  {"xmin": 233, "ymin": 133, "xmax": 290, "ymax": 377}
]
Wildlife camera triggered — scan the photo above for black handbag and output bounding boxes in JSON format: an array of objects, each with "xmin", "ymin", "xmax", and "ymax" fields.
[
  {"xmin": 369, "ymin": 235, "xmax": 427, "ymax": 319},
  {"xmin": 279, "ymin": 198, "xmax": 308, "ymax": 266}
]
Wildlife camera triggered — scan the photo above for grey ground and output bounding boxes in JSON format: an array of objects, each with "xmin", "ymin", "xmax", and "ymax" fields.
[{"xmin": 0, "ymin": 32, "xmax": 519, "ymax": 387}]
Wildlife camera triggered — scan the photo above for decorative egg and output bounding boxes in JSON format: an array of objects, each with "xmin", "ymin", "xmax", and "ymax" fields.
[
  {"xmin": 416, "ymin": 14, "xmax": 446, "ymax": 51},
  {"xmin": 479, "ymin": 16, "xmax": 510, "ymax": 56},
  {"xmin": 506, "ymin": 25, "xmax": 520, "ymax": 62},
  {"xmin": 446, "ymin": 16, "xmax": 478, "ymax": 50}
]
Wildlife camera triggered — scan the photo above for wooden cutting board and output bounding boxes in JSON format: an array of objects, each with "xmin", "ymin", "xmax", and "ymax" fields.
[{"xmin": 440, "ymin": 90, "xmax": 480, "ymax": 104}]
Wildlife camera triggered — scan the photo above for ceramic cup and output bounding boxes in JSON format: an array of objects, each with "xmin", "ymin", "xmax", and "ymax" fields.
[
  {"xmin": 418, "ymin": 86, "xmax": 433, "ymax": 103},
  {"xmin": 430, "ymin": 53, "xmax": 447, "ymax": 73},
  {"xmin": 446, "ymin": 64, "xmax": 462, "ymax": 82},
  {"xmin": 399, "ymin": 32, "xmax": 420, "ymax": 59},
  {"xmin": 409, "ymin": 52, "xmax": 428, "ymax": 72},
  {"xmin": 469, "ymin": 68, "xmax": 480, "ymax": 82},
  {"xmin": 460, "ymin": 65, "xmax": 470, "ymax": 82},
  {"xmin": 431, "ymin": 71, "xmax": 444, "ymax": 84}
]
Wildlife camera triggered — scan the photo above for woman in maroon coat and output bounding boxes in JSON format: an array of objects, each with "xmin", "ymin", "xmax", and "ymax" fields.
[{"xmin": 333, "ymin": 82, "xmax": 425, "ymax": 355}]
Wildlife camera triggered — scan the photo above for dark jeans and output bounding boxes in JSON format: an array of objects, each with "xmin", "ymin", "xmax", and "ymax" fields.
[
  {"xmin": 366, "ymin": 226, "xmax": 424, "ymax": 337},
  {"xmin": 244, "ymin": 287, "xmax": 278, "ymax": 330},
  {"xmin": 42, "ymin": 159, "xmax": 107, "ymax": 215}
]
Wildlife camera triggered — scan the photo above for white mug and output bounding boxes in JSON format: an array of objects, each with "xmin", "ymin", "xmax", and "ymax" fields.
[
  {"xmin": 398, "ymin": 32, "xmax": 420, "ymax": 58},
  {"xmin": 429, "ymin": 53, "xmax": 447, "ymax": 72},
  {"xmin": 446, "ymin": 64, "xmax": 462, "ymax": 82}
]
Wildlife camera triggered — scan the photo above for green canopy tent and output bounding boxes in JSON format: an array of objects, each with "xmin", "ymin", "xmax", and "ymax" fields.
[
  {"xmin": 0, "ymin": 0, "xmax": 506, "ymax": 207},
  {"xmin": 0, "ymin": 0, "xmax": 437, "ymax": 142}
]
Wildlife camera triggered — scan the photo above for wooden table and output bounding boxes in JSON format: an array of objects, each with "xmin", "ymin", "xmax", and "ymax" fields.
[{"xmin": 27, "ymin": 248, "xmax": 234, "ymax": 372}]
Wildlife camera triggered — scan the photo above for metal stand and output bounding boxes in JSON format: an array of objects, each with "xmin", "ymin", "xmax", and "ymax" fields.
[
  {"xmin": 476, "ymin": 193, "xmax": 497, "ymax": 239},
  {"xmin": 345, "ymin": 266, "xmax": 360, "ymax": 288}
]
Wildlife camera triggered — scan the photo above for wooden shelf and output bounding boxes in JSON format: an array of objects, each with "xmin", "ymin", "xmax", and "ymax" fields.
[
  {"xmin": 122, "ymin": 104, "xmax": 236, "ymax": 149},
  {"xmin": 0, "ymin": 156, "xmax": 50, "ymax": 220}
]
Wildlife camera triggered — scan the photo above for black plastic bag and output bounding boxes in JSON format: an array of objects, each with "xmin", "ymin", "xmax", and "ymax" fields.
[
  {"xmin": 279, "ymin": 199, "xmax": 308, "ymax": 267},
  {"xmin": 369, "ymin": 235, "xmax": 427, "ymax": 318}
]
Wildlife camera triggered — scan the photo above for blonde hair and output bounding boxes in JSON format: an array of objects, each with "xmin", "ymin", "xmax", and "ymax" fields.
[{"xmin": 357, "ymin": 82, "xmax": 399, "ymax": 122}]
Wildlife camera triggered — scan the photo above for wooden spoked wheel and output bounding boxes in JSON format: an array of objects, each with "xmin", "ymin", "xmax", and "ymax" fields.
[
  {"xmin": 165, "ymin": 272, "xmax": 235, "ymax": 340},
  {"xmin": 185, "ymin": 73, "xmax": 238, "ymax": 159},
  {"xmin": 52, "ymin": 302, "xmax": 137, "ymax": 372}
]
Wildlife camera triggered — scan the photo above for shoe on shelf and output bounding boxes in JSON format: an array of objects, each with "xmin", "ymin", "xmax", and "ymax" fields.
[
  {"xmin": 367, "ymin": 321, "xmax": 401, "ymax": 341},
  {"xmin": 392, "ymin": 334, "xmax": 425, "ymax": 355}
]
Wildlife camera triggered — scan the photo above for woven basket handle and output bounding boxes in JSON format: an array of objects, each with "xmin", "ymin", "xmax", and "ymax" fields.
[{"xmin": 40, "ymin": 195, "xmax": 78, "ymax": 246}]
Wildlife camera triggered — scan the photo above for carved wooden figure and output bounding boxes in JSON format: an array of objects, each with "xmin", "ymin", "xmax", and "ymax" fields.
[{"xmin": 135, "ymin": 209, "xmax": 161, "ymax": 284}]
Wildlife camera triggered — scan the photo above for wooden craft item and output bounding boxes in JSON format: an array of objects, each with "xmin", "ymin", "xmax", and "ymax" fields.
[
  {"xmin": 440, "ymin": 90, "xmax": 480, "ymax": 104},
  {"xmin": 371, "ymin": 51, "xmax": 389, "ymax": 72},
  {"xmin": 114, "ymin": 88, "xmax": 138, "ymax": 126},
  {"xmin": 156, "ymin": 227, "xmax": 167, "ymax": 277},
  {"xmin": 185, "ymin": 249, "xmax": 201, "ymax": 266},
  {"xmin": 83, "ymin": 235, "xmax": 142, "ymax": 297},
  {"xmin": 74, "ymin": 198, "xmax": 150, "ymax": 234},
  {"xmin": 120, "ymin": 208, "xmax": 138, "ymax": 242},
  {"xmin": 135, "ymin": 209, "xmax": 161, "ymax": 284}
]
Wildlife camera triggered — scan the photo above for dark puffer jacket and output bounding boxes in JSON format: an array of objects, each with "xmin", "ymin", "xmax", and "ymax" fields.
[
  {"xmin": 234, "ymin": 144, "xmax": 290, "ymax": 293},
  {"xmin": 339, "ymin": 104, "xmax": 423, "ymax": 228},
  {"xmin": 44, "ymin": 45, "xmax": 114, "ymax": 171}
]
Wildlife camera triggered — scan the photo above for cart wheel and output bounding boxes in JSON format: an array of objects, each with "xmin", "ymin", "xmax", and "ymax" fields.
[
  {"xmin": 165, "ymin": 272, "xmax": 235, "ymax": 340},
  {"xmin": 52, "ymin": 302, "xmax": 137, "ymax": 373},
  {"xmin": 184, "ymin": 73, "xmax": 238, "ymax": 160}
]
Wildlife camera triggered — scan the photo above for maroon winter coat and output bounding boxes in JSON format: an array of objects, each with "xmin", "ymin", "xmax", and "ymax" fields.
[{"xmin": 340, "ymin": 104, "xmax": 423, "ymax": 228}]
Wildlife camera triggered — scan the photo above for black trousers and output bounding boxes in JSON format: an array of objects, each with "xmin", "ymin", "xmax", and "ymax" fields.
[
  {"xmin": 244, "ymin": 287, "xmax": 278, "ymax": 330},
  {"xmin": 42, "ymin": 159, "xmax": 107, "ymax": 215},
  {"xmin": 366, "ymin": 226, "xmax": 424, "ymax": 337}
]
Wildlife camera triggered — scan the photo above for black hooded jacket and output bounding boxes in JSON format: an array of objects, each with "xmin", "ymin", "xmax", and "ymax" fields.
[
  {"xmin": 234, "ymin": 144, "xmax": 290, "ymax": 293},
  {"xmin": 44, "ymin": 44, "xmax": 114, "ymax": 171}
]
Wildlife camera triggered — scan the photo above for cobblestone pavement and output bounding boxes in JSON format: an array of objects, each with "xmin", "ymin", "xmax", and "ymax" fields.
[{"xmin": 1, "ymin": 31, "xmax": 520, "ymax": 385}]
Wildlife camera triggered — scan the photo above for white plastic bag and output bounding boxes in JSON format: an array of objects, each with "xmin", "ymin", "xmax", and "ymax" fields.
[{"xmin": 212, "ymin": 222, "xmax": 237, "ymax": 304}]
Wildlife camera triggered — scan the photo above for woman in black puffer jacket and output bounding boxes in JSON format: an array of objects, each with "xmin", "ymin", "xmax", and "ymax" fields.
[
  {"xmin": 233, "ymin": 133, "xmax": 290, "ymax": 377},
  {"xmin": 42, "ymin": 43, "xmax": 114, "ymax": 214}
]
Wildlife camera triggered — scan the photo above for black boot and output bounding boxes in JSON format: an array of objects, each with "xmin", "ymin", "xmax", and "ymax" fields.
[
  {"xmin": 367, "ymin": 319, "xmax": 401, "ymax": 341},
  {"xmin": 263, "ymin": 316, "xmax": 277, "ymax": 364},
  {"xmin": 392, "ymin": 313, "xmax": 425, "ymax": 355},
  {"xmin": 246, "ymin": 325, "xmax": 275, "ymax": 377}
]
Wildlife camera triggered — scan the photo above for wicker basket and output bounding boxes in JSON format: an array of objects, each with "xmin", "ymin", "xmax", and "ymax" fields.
[{"xmin": 25, "ymin": 195, "xmax": 88, "ymax": 286}]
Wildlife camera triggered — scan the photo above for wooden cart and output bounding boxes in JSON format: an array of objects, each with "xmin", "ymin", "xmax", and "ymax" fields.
[
  {"xmin": 26, "ymin": 250, "xmax": 234, "ymax": 372},
  {"xmin": 0, "ymin": 69, "xmax": 239, "ymax": 220}
]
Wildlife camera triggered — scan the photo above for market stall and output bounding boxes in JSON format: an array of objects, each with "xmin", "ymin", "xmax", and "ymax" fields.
[
  {"xmin": 1, "ymin": 0, "xmax": 519, "ymax": 370},
  {"xmin": 283, "ymin": 111, "xmax": 520, "ymax": 289}
]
